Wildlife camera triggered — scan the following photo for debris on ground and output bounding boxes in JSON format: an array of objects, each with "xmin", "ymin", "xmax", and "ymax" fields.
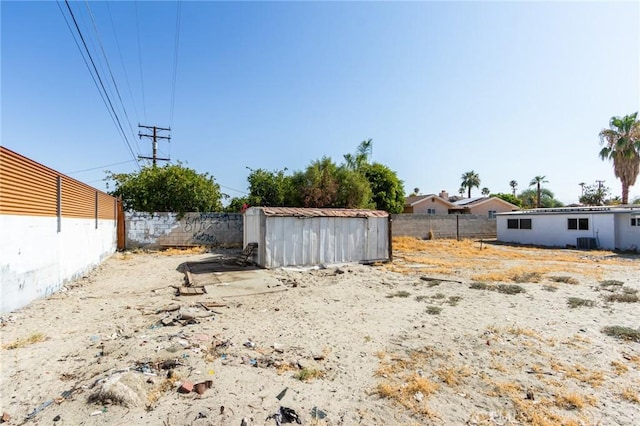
[{"xmin": 267, "ymin": 406, "xmax": 302, "ymax": 425}]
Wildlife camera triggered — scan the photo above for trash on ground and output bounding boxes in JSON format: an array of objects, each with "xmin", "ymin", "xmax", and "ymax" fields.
[
  {"xmin": 25, "ymin": 400, "xmax": 53, "ymax": 420},
  {"xmin": 267, "ymin": 406, "xmax": 302, "ymax": 425},
  {"xmin": 275, "ymin": 387, "xmax": 288, "ymax": 401},
  {"xmin": 193, "ymin": 380, "xmax": 213, "ymax": 395},
  {"xmin": 311, "ymin": 406, "xmax": 327, "ymax": 419}
]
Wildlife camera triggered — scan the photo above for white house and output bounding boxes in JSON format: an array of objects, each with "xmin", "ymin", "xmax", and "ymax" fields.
[
  {"xmin": 243, "ymin": 207, "xmax": 390, "ymax": 268},
  {"xmin": 496, "ymin": 206, "xmax": 640, "ymax": 251}
]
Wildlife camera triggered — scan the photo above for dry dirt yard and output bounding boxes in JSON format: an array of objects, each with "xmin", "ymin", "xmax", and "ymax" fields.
[{"xmin": 1, "ymin": 237, "xmax": 639, "ymax": 426}]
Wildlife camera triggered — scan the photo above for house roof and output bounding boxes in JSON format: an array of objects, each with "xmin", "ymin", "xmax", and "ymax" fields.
[
  {"xmin": 453, "ymin": 197, "xmax": 486, "ymax": 206},
  {"xmin": 255, "ymin": 207, "xmax": 389, "ymax": 218},
  {"xmin": 496, "ymin": 206, "xmax": 640, "ymax": 216},
  {"xmin": 453, "ymin": 196, "xmax": 520, "ymax": 210},
  {"xmin": 404, "ymin": 194, "xmax": 456, "ymax": 208}
]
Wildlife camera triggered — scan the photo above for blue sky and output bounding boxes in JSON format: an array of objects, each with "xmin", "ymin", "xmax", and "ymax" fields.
[{"xmin": 2, "ymin": 1, "xmax": 639, "ymax": 205}]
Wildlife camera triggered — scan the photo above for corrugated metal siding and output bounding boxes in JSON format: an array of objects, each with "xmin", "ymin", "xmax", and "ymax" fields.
[
  {"xmin": 98, "ymin": 192, "xmax": 115, "ymax": 220},
  {"xmin": 0, "ymin": 146, "xmax": 116, "ymax": 219},
  {"xmin": 263, "ymin": 216, "xmax": 389, "ymax": 268},
  {"xmin": 61, "ymin": 177, "xmax": 95, "ymax": 218},
  {"xmin": 0, "ymin": 147, "xmax": 58, "ymax": 216}
]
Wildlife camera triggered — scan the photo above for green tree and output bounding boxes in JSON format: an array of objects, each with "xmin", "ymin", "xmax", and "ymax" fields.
[
  {"xmin": 509, "ymin": 180, "xmax": 518, "ymax": 197},
  {"xmin": 579, "ymin": 184, "xmax": 610, "ymax": 206},
  {"xmin": 461, "ymin": 170, "xmax": 481, "ymax": 198},
  {"xmin": 481, "ymin": 187, "xmax": 490, "ymax": 196},
  {"xmin": 492, "ymin": 193, "xmax": 523, "ymax": 208},
  {"xmin": 297, "ymin": 157, "xmax": 341, "ymax": 207},
  {"xmin": 246, "ymin": 167, "xmax": 293, "ymax": 207},
  {"xmin": 518, "ymin": 188, "xmax": 563, "ymax": 209},
  {"xmin": 599, "ymin": 112, "xmax": 640, "ymax": 204},
  {"xmin": 633, "ymin": 196, "xmax": 640, "ymax": 204},
  {"xmin": 529, "ymin": 175, "xmax": 548, "ymax": 208},
  {"xmin": 363, "ymin": 163, "xmax": 405, "ymax": 213},
  {"xmin": 344, "ymin": 138, "xmax": 373, "ymax": 170},
  {"xmin": 224, "ymin": 196, "xmax": 250, "ymax": 213},
  {"xmin": 107, "ymin": 163, "xmax": 224, "ymax": 215},
  {"xmin": 335, "ymin": 166, "xmax": 374, "ymax": 209}
]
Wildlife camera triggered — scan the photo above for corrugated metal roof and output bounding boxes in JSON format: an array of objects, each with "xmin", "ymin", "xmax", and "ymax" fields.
[{"xmin": 259, "ymin": 207, "xmax": 389, "ymax": 218}]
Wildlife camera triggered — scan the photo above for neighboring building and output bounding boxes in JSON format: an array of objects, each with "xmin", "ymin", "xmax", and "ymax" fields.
[
  {"xmin": 496, "ymin": 206, "xmax": 640, "ymax": 251},
  {"xmin": 243, "ymin": 207, "xmax": 390, "ymax": 268},
  {"xmin": 404, "ymin": 194, "xmax": 456, "ymax": 215},
  {"xmin": 404, "ymin": 192, "xmax": 519, "ymax": 217},
  {"xmin": 452, "ymin": 197, "xmax": 520, "ymax": 217}
]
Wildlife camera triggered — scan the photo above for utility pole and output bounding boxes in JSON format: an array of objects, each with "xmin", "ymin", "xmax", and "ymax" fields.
[
  {"xmin": 596, "ymin": 180, "xmax": 605, "ymax": 191},
  {"xmin": 138, "ymin": 124, "xmax": 171, "ymax": 166}
]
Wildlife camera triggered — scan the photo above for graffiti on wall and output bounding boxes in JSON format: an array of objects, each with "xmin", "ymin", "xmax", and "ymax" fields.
[{"xmin": 184, "ymin": 213, "xmax": 243, "ymax": 244}]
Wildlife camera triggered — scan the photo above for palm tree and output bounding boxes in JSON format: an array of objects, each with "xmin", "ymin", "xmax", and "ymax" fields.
[
  {"xmin": 529, "ymin": 175, "xmax": 548, "ymax": 208},
  {"xmin": 461, "ymin": 171, "xmax": 481, "ymax": 198},
  {"xmin": 509, "ymin": 180, "xmax": 518, "ymax": 196},
  {"xmin": 579, "ymin": 182, "xmax": 586, "ymax": 197},
  {"xmin": 599, "ymin": 113, "xmax": 640, "ymax": 204},
  {"xmin": 481, "ymin": 187, "xmax": 490, "ymax": 196},
  {"xmin": 458, "ymin": 187, "xmax": 465, "ymax": 197}
]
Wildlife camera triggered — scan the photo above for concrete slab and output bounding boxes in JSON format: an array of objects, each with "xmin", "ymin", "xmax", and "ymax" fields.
[{"xmin": 179, "ymin": 258, "xmax": 286, "ymax": 299}]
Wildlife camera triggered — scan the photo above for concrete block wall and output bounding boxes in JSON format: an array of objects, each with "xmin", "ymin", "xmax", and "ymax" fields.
[
  {"xmin": 1, "ymin": 215, "xmax": 117, "ymax": 313},
  {"xmin": 126, "ymin": 212, "xmax": 243, "ymax": 249},
  {"xmin": 391, "ymin": 214, "xmax": 497, "ymax": 239}
]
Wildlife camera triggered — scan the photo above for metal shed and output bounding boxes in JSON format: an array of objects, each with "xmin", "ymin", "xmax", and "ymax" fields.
[{"xmin": 243, "ymin": 207, "xmax": 391, "ymax": 268}]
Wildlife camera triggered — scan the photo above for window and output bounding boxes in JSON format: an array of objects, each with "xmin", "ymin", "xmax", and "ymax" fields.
[
  {"xmin": 632, "ymin": 217, "xmax": 639, "ymax": 227},
  {"xmin": 507, "ymin": 218, "xmax": 531, "ymax": 229},
  {"xmin": 427, "ymin": 208, "xmax": 436, "ymax": 215},
  {"xmin": 488, "ymin": 210, "xmax": 497, "ymax": 219},
  {"xmin": 568, "ymin": 218, "xmax": 589, "ymax": 230}
]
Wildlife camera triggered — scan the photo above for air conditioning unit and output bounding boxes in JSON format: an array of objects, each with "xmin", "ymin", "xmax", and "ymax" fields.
[{"xmin": 576, "ymin": 237, "xmax": 597, "ymax": 249}]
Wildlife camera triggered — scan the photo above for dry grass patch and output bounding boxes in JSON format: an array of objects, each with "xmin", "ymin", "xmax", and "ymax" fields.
[
  {"xmin": 160, "ymin": 246, "xmax": 208, "ymax": 255},
  {"xmin": 549, "ymin": 276, "xmax": 579, "ymax": 285},
  {"xmin": 374, "ymin": 347, "xmax": 449, "ymax": 418},
  {"xmin": 602, "ymin": 326, "xmax": 640, "ymax": 342},
  {"xmin": 386, "ymin": 290, "xmax": 411, "ymax": 298},
  {"xmin": 295, "ymin": 367, "xmax": 325, "ymax": 382},
  {"xmin": 425, "ymin": 306, "xmax": 442, "ymax": 315},
  {"xmin": 603, "ymin": 293, "xmax": 639, "ymax": 303},
  {"xmin": 621, "ymin": 387, "xmax": 640, "ymax": 404},
  {"xmin": 611, "ymin": 360, "xmax": 629, "ymax": 375},
  {"xmin": 2, "ymin": 332, "xmax": 47, "ymax": 350},
  {"xmin": 435, "ymin": 365, "xmax": 472, "ymax": 386},
  {"xmin": 550, "ymin": 362, "xmax": 605, "ymax": 388},
  {"xmin": 600, "ymin": 279, "xmax": 624, "ymax": 288},
  {"xmin": 567, "ymin": 297, "xmax": 596, "ymax": 309},
  {"xmin": 554, "ymin": 392, "xmax": 596, "ymax": 410}
]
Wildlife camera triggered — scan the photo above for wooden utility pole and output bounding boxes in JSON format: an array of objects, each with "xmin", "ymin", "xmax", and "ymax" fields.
[{"xmin": 138, "ymin": 124, "xmax": 171, "ymax": 166}]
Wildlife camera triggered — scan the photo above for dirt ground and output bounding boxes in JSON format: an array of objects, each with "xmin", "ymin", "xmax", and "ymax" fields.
[{"xmin": 1, "ymin": 238, "xmax": 639, "ymax": 425}]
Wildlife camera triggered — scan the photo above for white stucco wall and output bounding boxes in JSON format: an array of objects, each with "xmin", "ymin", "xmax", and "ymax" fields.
[
  {"xmin": 497, "ymin": 213, "xmax": 616, "ymax": 249},
  {"xmin": 615, "ymin": 213, "xmax": 640, "ymax": 251},
  {"xmin": 0, "ymin": 215, "xmax": 116, "ymax": 313}
]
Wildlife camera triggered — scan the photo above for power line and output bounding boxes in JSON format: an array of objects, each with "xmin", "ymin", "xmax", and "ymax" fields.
[
  {"xmin": 66, "ymin": 159, "xmax": 137, "ymax": 175},
  {"xmin": 169, "ymin": 0, "xmax": 182, "ymax": 126},
  {"xmin": 84, "ymin": 0, "xmax": 139, "ymax": 155},
  {"xmin": 57, "ymin": 0, "xmax": 139, "ymax": 169},
  {"xmin": 218, "ymin": 184, "xmax": 249, "ymax": 196},
  {"xmin": 135, "ymin": 0, "xmax": 147, "ymax": 123}
]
